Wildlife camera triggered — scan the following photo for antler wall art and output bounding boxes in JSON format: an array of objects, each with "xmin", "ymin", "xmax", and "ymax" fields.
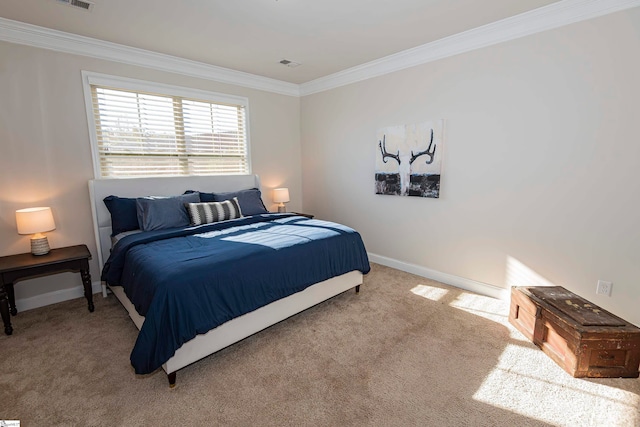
[{"xmin": 375, "ymin": 120, "xmax": 444, "ymax": 198}]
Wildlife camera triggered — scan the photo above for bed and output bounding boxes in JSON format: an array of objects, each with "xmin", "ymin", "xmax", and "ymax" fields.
[{"xmin": 88, "ymin": 174, "xmax": 370, "ymax": 387}]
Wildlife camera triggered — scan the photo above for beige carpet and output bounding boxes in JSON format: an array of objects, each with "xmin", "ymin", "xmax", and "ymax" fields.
[{"xmin": 1, "ymin": 263, "xmax": 638, "ymax": 426}]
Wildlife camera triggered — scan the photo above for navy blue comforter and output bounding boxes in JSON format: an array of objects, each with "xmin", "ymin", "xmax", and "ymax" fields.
[{"xmin": 102, "ymin": 214, "xmax": 370, "ymax": 374}]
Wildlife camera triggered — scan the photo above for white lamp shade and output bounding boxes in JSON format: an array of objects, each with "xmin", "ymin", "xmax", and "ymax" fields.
[
  {"xmin": 273, "ymin": 188, "xmax": 290, "ymax": 204},
  {"xmin": 16, "ymin": 207, "xmax": 56, "ymax": 235}
]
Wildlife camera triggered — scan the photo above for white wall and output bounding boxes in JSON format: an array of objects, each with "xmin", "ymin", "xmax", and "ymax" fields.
[
  {"xmin": 0, "ymin": 41, "xmax": 301, "ymax": 300},
  {"xmin": 2, "ymin": 8, "xmax": 639, "ymax": 326},
  {"xmin": 300, "ymin": 9, "xmax": 640, "ymax": 325}
]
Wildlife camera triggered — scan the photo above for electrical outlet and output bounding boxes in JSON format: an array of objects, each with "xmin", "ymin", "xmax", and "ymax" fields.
[{"xmin": 596, "ymin": 280, "xmax": 613, "ymax": 296}]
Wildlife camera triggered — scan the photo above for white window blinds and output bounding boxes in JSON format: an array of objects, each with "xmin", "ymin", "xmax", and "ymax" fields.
[{"xmin": 85, "ymin": 74, "xmax": 249, "ymax": 178}]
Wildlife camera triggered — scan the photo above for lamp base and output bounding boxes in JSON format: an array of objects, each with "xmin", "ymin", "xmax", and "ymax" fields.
[
  {"xmin": 30, "ymin": 236, "xmax": 50, "ymax": 255},
  {"xmin": 277, "ymin": 205, "xmax": 287, "ymax": 213}
]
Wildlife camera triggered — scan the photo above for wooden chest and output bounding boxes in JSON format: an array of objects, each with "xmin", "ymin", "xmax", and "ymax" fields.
[{"xmin": 509, "ymin": 286, "xmax": 640, "ymax": 378}]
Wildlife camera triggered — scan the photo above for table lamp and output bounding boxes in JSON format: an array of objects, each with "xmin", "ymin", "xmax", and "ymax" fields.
[
  {"xmin": 16, "ymin": 207, "xmax": 56, "ymax": 255},
  {"xmin": 273, "ymin": 188, "xmax": 290, "ymax": 213}
]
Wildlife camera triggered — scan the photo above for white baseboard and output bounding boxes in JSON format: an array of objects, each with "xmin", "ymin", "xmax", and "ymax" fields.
[
  {"xmin": 15, "ymin": 257, "xmax": 507, "ymax": 313},
  {"xmin": 368, "ymin": 253, "xmax": 509, "ymax": 300},
  {"xmin": 15, "ymin": 281, "xmax": 103, "ymax": 313}
]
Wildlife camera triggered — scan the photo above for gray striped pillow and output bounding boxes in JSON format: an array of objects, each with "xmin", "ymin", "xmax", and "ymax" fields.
[{"xmin": 185, "ymin": 198, "xmax": 243, "ymax": 225}]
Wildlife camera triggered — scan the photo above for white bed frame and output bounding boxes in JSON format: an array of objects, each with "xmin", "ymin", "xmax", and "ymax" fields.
[{"xmin": 88, "ymin": 175, "xmax": 363, "ymax": 386}]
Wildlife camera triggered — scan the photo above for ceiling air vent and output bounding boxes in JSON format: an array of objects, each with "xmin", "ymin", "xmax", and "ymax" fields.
[
  {"xmin": 279, "ymin": 59, "xmax": 301, "ymax": 68},
  {"xmin": 55, "ymin": 0, "xmax": 94, "ymax": 11}
]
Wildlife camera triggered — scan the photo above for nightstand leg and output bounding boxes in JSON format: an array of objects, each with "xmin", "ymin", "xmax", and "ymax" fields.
[
  {"xmin": 0, "ymin": 286, "xmax": 13, "ymax": 335},
  {"xmin": 6, "ymin": 283, "xmax": 17, "ymax": 316},
  {"xmin": 81, "ymin": 268, "xmax": 95, "ymax": 313}
]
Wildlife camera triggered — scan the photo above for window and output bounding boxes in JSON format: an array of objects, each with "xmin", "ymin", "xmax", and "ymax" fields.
[{"xmin": 82, "ymin": 72, "xmax": 250, "ymax": 178}]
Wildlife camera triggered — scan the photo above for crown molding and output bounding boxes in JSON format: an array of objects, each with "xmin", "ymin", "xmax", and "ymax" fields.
[
  {"xmin": 0, "ymin": 17, "xmax": 300, "ymax": 97},
  {"xmin": 1, "ymin": 0, "xmax": 638, "ymax": 98},
  {"xmin": 299, "ymin": 0, "xmax": 640, "ymax": 96}
]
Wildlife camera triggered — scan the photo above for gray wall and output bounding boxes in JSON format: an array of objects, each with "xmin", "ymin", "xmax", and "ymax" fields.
[
  {"xmin": 300, "ymin": 9, "xmax": 640, "ymax": 325},
  {"xmin": 0, "ymin": 41, "xmax": 301, "ymax": 301}
]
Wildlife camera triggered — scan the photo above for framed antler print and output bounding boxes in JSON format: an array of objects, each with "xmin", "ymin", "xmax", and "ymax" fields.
[{"xmin": 375, "ymin": 120, "xmax": 444, "ymax": 198}]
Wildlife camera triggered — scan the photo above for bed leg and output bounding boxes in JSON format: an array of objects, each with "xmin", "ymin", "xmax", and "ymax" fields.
[
  {"xmin": 101, "ymin": 283, "xmax": 108, "ymax": 298},
  {"xmin": 355, "ymin": 285, "xmax": 360, "ymax": 294},
  {"xmin": 168, "ymin": 372, "xmax": 177, "ymax": 388}
]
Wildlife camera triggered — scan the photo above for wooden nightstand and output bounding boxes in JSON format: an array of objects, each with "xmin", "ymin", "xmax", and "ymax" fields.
[
  {"xmin": 291, "ymin": 212, "xmax": 314, "ymax": 219},
  {"xmin": 0, "ymin": 244, "xmax": 94, "ymax": 335}
]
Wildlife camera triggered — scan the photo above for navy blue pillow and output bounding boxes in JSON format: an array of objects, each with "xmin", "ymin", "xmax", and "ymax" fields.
[
  {"xmin": 103, "ymin": 196, "xmax": 139, "ymax": 236},
  {"xmin": 136, "ymin": 193, "xmax": 201, "ymax": 231},
  {"xmin": 185, "ymin": 188, "xmax": 268, "ymax": 216}
]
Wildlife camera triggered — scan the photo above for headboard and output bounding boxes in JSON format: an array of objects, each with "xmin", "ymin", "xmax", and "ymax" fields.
[{"xmin": 88, "ymin": 174, "xmax": 261, "ymax": 273}]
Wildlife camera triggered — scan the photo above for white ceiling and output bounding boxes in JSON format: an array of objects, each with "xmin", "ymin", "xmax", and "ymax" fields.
[{"xmin": 0, "ymin": 0, "xmax": 561, "ymax": 84}]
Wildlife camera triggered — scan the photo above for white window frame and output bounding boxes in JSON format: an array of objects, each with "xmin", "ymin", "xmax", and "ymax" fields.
[{"xmin": 81, "ymin": 71, "xmax": 252, "ymax": 179}]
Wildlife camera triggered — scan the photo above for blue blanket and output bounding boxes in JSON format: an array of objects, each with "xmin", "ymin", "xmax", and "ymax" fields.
[{"xmin": 102, "ymin": 214, "xmax": 370, "ymax": 374}]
